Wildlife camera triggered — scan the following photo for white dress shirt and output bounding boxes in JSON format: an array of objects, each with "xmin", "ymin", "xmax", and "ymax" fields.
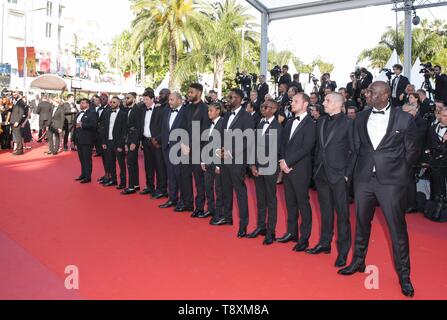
[
  {"xmin": 289, "ymin": 111, "xmax": 308, "ymax": 140},
  {"xmin": 226, "ymin": 106, "xmax": 242, "ymax": 130},
  {"xmin": 367, "ymin": 104, "xmax": 391, "ymax": 172},
  {"xmin": 209, "ymin": 116, "xmax": 221, "ymax": 138},
  {"xmin": 76, "ymin": 111, "xmax": 85, "ymax": 124},
  {"xmin": 261, "ymin": 116, "xmax": 275, "ymax": 136},
  {"xmin": 392, "ymin": 76, "xmax": 400, "ymax": 98},
  {"xmin": 52, "ymin": 106, "xmax": 58, "ymax": 117},
  {"xmin": 169, "ymin": 105, "xmax": 182, "ymax": 130},
  {"xmin": 436, "ymin": 123, "xmax": 447, "ymax": 141},
  {"xmin": 143, "ymin": 103, "xmax": 155, "ymax": 138},
  {"xmin": 108, "ymin": 109, "xmax": 118, "ymax": 140}
]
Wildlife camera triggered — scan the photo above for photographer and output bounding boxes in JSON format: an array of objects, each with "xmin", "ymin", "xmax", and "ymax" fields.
[
  {"xmin": 391, "ymin": 64, "xmax": 410, "ymax": 107},
  {"xmin": 426, "ymin": 107, "xmax": 447, "ymax": 200},
  {"xmin": 278, "ymin": 65, "xmax": 291, "ymax": 85},
  {"xmin": 346, "ymin": 72, "xmax": 360, "ymax": 105},
  {"xmin": 276, "ymin": 83, "xmax": 289, "ymax": 108},
  {"xmin": 432, "ymin": 66, "xmax": 447, "ymax": 102},
  {"xmin": 318, "ymin": 73, "xmax": 337, "ymax": 99},
  {"xmin": 417, "ymin": 89, "xmax": 436, "ymax": 120},
  {"xmin": 256, "ymin": 75, "xmax": 269, "ymax": 103},
  {"xmin": 206, "ymin": 90, "xmax": 220, "ymax": 105},
  {"xmin": 235, "ymin": 69, "xmax": 252, "ymax": 98}
]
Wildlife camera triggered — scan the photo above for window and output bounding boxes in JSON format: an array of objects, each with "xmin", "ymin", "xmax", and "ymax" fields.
[
  {"xmin": 46, "ymin": 1, "xmax": 52, "ymax": 16},
  {"xmin": 7, "ymin": 0, "xmax": 18, "ymax": 4},
  {"xmin": 45, "ymin": 23, "xmax": 52, "ymax": 38},
  {"xmin": 59, "ymin": 4, "xmax": 63, "ymax": 18}
]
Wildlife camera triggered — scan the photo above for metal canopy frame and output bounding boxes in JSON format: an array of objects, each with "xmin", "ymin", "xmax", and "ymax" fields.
[{"xmin": 246, "ymin": 0, "xmax": 447, "ymax": 81}]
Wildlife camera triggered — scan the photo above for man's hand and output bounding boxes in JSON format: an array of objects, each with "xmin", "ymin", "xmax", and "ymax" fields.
[
  {"xmin": 215, "ymin": 166, "xmax": 221, "ymax": 175},
  {"xmin": 345, "ymin": 176, "xmax": 349, "ymax": 182},
  {"xmin": 181, "ymin": 143, "xmax": 190, "ymax": 156},
  {"xmin": 102, "ymin": 144, "xmax": 107, "ymax": 150},
  {"xmin": 76, "ymin": 123, "xmax": 81, "ymax": 128},
  {"xmin": 124, "ymin": 145, "xmax": 128, "ymax": 152},
  {"xmin": 251, "ymin": 165, "xmax": 259, "ymax": 177},
  {"xmin": 13, "ymin": 122, "xmax": 19, "ymax": 128},
  {"xmin": 117, "ymin": 147, "xmax": 123, "ymax": 153},
  {"xmin": 130, "ymin": 143, "xmax": 136, "ymax": 151},
  {"xmin": 151, "ymin": 138, "xmax": 160, "ymax": 148},
  {"xmin": 58, "ymin": 128, "xmax": 62, "ymax": 134},
  {"xmin": 201, "ymin": 163, "xmax": 206, "ymax": 172}
]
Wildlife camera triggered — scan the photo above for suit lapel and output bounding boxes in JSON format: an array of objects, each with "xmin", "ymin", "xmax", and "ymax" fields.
[
  {"xmin": 377, "ymin": 106, "xmax": 396, "ymax": 149},
  {"xmin": 324, "ymin": 116, "xmax": 341, "ymax": 148},
  {"xmin": 320, "ymin": 117, "xmax": 326, "ymax": 148},
  {"xmin": 229, "ymin": 109, "xmax": 243, "ymax": 130},
  {"xmin": 289, "ymin": 116, "xmax": 308, "ymax": 142},
  {"xmin": 363, "ymin": 109, "xmax": 374, "ymax": 149}
]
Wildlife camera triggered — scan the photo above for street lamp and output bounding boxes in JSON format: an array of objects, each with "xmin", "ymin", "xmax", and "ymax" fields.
[{"xmin": 23, "ymin": 5, "xmax": 46, "ymax": 92}]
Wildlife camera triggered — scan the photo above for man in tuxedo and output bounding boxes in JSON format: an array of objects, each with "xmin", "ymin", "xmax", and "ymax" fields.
[
  {"xmin": 140, "ymin": 90, "xmax": 168, "ymax": 199},
  {"xmin": 10, "ymin": 90, "xmax": 27, "ymax": 155},
  {"xmin": 249, "ymin": 90, "xmax": 261, "ymax": 113},
  {"xmin": 248, "ymin": 99, "xmax": 282, "ymax": 245},
  {"xmin": 178, "ymin": 83, "xmax": 210, "ymax": 215},
  {"xmin": 90, "ymin": 95, "xmax": 102, "ymax": 155},
  {"xmin": 211, "ymin": 88, "xmax": 254, "ymax": 238},
  {"xmin": 338, "ymin": 81, "xmax": 419, "ymax": 298},
  {"xmin": 47, "ymin": 100, "xmax": 65, "ymax": 155},
  {"xmin": 391, "ymin": 64, "xmax": 410, "ymax": 107},
  {"xmin": 200, "ymin": 102, "xmax": 224, "ymax": 221},
  {"xmin": 432, "ymin": 65, "xmax": 447, "ymax": 103},
  {"xmin": 277, "ymin": 93, "xmax": 316, "ymax": 251},
  {"xmin": 159, "ymin": 92, "xmax": 189, "ymax": 210},
  {"xmin": 246, "ymin": 101, "xmax": 262, "ymax": 128},
  {"xmin": 63, "ymin": 94, "xmax": 78, "ymax": 151},
  {"xmin": 121, "ymin": 92, "xmax": 142, "ymax": 195},
  {"xmin": 100, "ymin": 96, "xmax": 128, "ymax": 188},
  {"xmin": 306, "ymin": 93, "xmax": 355, "ymax": 267},
  {"xmin": 36, "ymin": 95, "xmax": 52, "ymax": 142},
  {"xmin": 74, "ymin": 98, "xmax": 98, "ymax": 183},
  {"xmin": 256, "ymin": 75, "xmax": 269, "ymax": 103},
  {"xmin": 417, "ymin": 89, "xmax": 436, "ymax": 118},
  {"xmin": 97, "ymin": 94, "xmax": 111, "ymax": 184}
]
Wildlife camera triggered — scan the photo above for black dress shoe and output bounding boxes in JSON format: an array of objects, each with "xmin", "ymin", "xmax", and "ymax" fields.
[
  {"xmin": 334, "ymin": 255, "xmax": 347, "ymax": 268},
  {"xmin": 191, "ymin": 209, "xmax": 204, "ymax": 218},
  {"xmin": 247, "ymin": 228, "xmax": 267, "ymax": 239},
  {"xmin": 100, "ymin": 179, "xmax": 110, "ymax": 185},
  {"xmin": 276, "ymin": 233, "xmax": 298, "ymax": 243},
  {"xmin": 211, "ymin": 218, "xmax": 233, "ymax": 226},
  {"xmin": 293, "ymin": 242, "xmax": 309, "ymax": 252},
  {"xmin": 338, "ymin": 261, "xmax": 366, "ymax": 275},
  {"xmin": 305, "ymin": 244, "xmax": 331, "ymax": 254},
  {"xmin": 104, "ymin": 181, "xmax": 117, "ymax": 187},
  {"xmin": 237, "ymin": 228, "xmax": 247, "ymax": 238},
  {"xmin": 116, "ymin": 184, "xmax": 126, "ymax": 190},
  {"xmin": 174, "ymin": 206, "xmax": 194, "ymax": 212},
  {"xmin": 75, "ymin": 176, "xmax": 85, "ymax": 181},
  {"xmin": 197, "ymin": 211, "xmax": 212, "ymax": 219},
  {"xmin": 152, "ymin": 192, "xmax": 168, "ymax": 199},
  {"xmin": 133, "ymin": 186, "xmax": 141, "ymax": 191},
  {"xmin": 400, "ymin": 278, "xmax": 415, "ymax": 298},
  {"xmin": 405, "ymin": 207, "xmax": 417, "ymax": 214},
  {"xmin": 263, "ymin": 235, "xmax": 276, "ymax": 245},
  {"xmin": 94, "ymin": 153, "xmax": 102, "ymax": 157},
  {"xmin": 140, "ymin": 188, "xmax": 154, "ymax": 195},
  {"xmin": 159, "ymin": 200, "xmax": 177, "ymax": 209},
  {"xmin": 80, "ymin": 179, "xmax": 91, "ymax": 184},
  {"xmin": 97, "ymin": 176, "xmax": 106, "ymax": 182},
  {"xmin": 121, "ymin": 188, "xmax": 136, "ymax": 195}
]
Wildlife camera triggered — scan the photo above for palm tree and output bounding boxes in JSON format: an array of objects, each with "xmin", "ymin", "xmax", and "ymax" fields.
[
  {"xmin": 130, "ymin": 0, "xmax": 206, "ymax": 90},
  {"xmin": 175, "ymin": 0, "xmax": 258, "ymax": 97}
]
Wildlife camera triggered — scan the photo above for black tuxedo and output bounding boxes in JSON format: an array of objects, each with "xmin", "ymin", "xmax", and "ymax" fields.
[
  {"xmin": 11, "ymin": 98, "xmax": 27, "ymax": 152},
  {"xmin": 63, "ymin": 102, "xmax": 78, "ymax": 148},
  {"xmin": 427, "ymin": 123, "xmax": 447, "ymax": 199},
  {"xmin": 74, "ymin": 109, "xmax": 98, "ymax": 180},
  {"xmin": 181, "ymin": 101, "xmax": 210, "ymax": 210},
  {"xmin": 202, "ymin": 117, "xmax": 224, "ymax": 219},
  {"xmin": 96, "ymin": 104, "xmax": 111, "ymax": 174},
  {"xmin": 278, "ymin": 73, "xmax": 291, "ymax": 85},
  {"xmin": 313, "ymin": 113, "xmax": 354, "ymax": 256},
  {"xmin": 250, "ymin": 111, "xmax": 262, "ymax": 128},
  {"xmin": 36, "ymin": 101, "xmax": 52, "ymax": 137},
  {"xmin": 219, "ymin": 107, "xmax": 255, "ymax": 230},
  {"xmin": 391, "ymin": 75, "xmax": 410, "ymax": 107},
  {"xmin": 252, "ymin": 118, "xmax": 282, "ymax": 236},
  {"xmin": 256, "ymin": 82, "xmax": 269, "ymax": 103},
  {"xmin": 434, "ymin": 73, "xmax": 447, "ymax": 102},
  {"xmin": 161, "ymin": 106, "xmax": 189, "ymax": 204},
  {"xmin": 48, "ymin": 105, "xmax": 65, "ymax": 154},
  {"xmin": 352, "ymin": 106, "xmax": 418, "ymax": 283},
  {"xmin": 140, "ymin": 104, "xmax": 167, "ymax": 195},
  {"xmin": 280, "ymin": 115, "xmax": 316, "ymax": 244},
  {"xmin": 125, "ymin": 105, "xmax": 143, "ymax": 189},
  {"xmin": 290, "ymin": 81, "xmax": 304, "ymax": 93},
  {"xmin": 101, "ymin": 108, "xmax": 128, "ymax": 186}
]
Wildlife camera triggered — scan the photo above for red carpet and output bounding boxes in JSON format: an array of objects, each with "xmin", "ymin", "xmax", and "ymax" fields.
[{"xmin": 1, "ymin": 142, "xmax": 447, "ymax": 300}]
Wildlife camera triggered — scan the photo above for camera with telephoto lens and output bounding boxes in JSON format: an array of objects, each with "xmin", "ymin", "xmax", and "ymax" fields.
[
  {"xmin": 270, "ymin": 65, "xmax": 281, "ymax": 81},
  {"xmin": 381, "ymin": 68, "xmax": 395, "ymax": 79},
  {"xmin": 420, "ymin": 62, "xmax": 434, "ymax": 75}
]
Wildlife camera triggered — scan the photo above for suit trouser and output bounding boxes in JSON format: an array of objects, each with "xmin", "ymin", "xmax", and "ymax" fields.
[
  {"xmin": 254, "ymin": 172, "xmax": 278, "ymax": 236},
  {"xmin": 315, "ymin": 171, "xmax": 352, "ymax": 257},
  {"xmin": 126, "ymin": 144, "xmax": 139, "ymax": 188},
  {"xmin": 94, "ymin": 130, "xmax": 103, "ymax": 155},
  {"xmin": 105, "ymin": 140, "xmax": 118, "ymax": 182},
  {"xmin": 48, "ymin": 128, "xmax": 60, "ymax": 154},
  {"xmin": 221, "ymin": 164, "xmax": 249, "ymax": 229},
  {"xmin": 77, "ymin": 144, "xmax": 93, "ymax": 179},
  {"xmin": 63, "ymin": 120, "xmax": 74, "ymax": 148},
  {"xmin": 353, "ymin": 176, "xmax": 411, "ymax": 280},
  {"xmin": 431, "ymin": 167, "xmax": 446, "ymax": 199},
  {"xmin": 284, "ymin": 170, "xmax": 312, "ymax": 243},
  {"xmin": 142, "ymin": 138, "xmax": 167, "ymax": 194},
  {"xmin": 12, "ymin": 126, "xmax": 23, "ymax": 151},
  {"xmin": 163, "ymin": 148, "xmax": 182, "ymax": 204},
  {"xmin": 204, "ymin": 166, "xmax": 223, "ymax": 218},
  {"xmin": 116, "ymin": 148, "xmax": 127, "ymax": 186},
  {"xmin": 39, "ymin": 119, "xmax": 50, "ymax": 139},
  {"xmin": 181, "ymin": 163, "xmax": 206, "ymax": 210},
  {"xmin": 406, "ymin": 169, "xmax": 418, "ymax": 208}
]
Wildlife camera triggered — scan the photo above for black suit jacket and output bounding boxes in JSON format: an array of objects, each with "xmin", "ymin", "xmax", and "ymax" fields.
[
  {"xmin": 100, "ymin": 108, "xmax": 128, "ymax": 148},
  {"xmin": 353, "ymin": 106, "xmax": 419, "ymax": 186},
  {"xmin": 391, "ymin": 75, "xmax": 410, "ymax": 99},
  {"xmin": 140, "ymin": 104, "xmax": 166, "ymax": 145},
  {"xmin": 434, "ymin": 74, "xmax": 447, "ymax": 102},
  {"xmin": 220, "ymin": 107, "xmax": 255, "ymax": 165},
  {"xmin": 280, "ymin": 115, "xmax": 316, "ymax": 171},
  {"xmin": 125, "ymin": 106, "xmax": 143, "ymax": 145},
  {"xmin": 49, "ymin": 105, "xmax": 66, "ymax": 131},
  {"xmin": 161, "ymin": 106, "xmax": 189, "ymax": 152},
  {"xmin": 36, "ymin": 101, "xmax": 52, "ymax": 121},
  {"xmin": 63, "ymin": 102, "xmax": 78, "ymax": 123},
  {"xmin": 279, "ymin": 73, "xmax": 291, "ymax": 85},
  {"xmin": 256, "ymin": 82, "xmax": 269, "ymax": 103},
  {"xmin": 10, "ymin": 98, "xmax": 27, "ymax": 125},
  {"xmin": 74, "ymin": 109, "xmax": 97, "ymax": 145},
  {"xmin": 290, "ymin": 81, "xmax": 304, "ymax": 93},
  {"xmin": 314, "ymin": 114, "xmax": 355, "ymax": 184},
  {"xmin": 201, "ymin": 117, "xmax": 224, "ymax": 168},
  {"xmin": 183, "ymin": 101, "xmax": 210, "ymax": 151},
  {"xmin": 253, "ymin": 118, "xmax": 282, "ymax": 174}
]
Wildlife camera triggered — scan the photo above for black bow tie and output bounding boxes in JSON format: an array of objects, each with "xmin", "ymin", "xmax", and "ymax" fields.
[
  {"xmin": 111, "ymin": 110, "xmax": 117, "ymax": 113},
  {"xmin": 294, "ymin": 116, "xmax": 301, "ymax": 121},
  {"xmin": 231, "ymin": 111, "xmax": 236, "ymax": 116},
  {"xmin": 171, "ymin": 109, "xmax": 179, "ymax": 113},
  {"xmin": 262, "ymin": 120, "xmax": 270, "ymax": 125},
  {"xmin": 439, "ymin": 126, "xmax": 447, "ymax": 130},
  {"xmin": 147, "ymin": 108, "xmax": 153, "ymax": 111},
  {"xmin": 372, "ymin": 110, "xmax": 385, "ymax": 115}
]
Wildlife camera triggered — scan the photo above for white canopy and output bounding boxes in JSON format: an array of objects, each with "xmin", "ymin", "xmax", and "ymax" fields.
[{"xmin": 29, "ymin": 74, "xmax": 69, "ymax": 91}]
